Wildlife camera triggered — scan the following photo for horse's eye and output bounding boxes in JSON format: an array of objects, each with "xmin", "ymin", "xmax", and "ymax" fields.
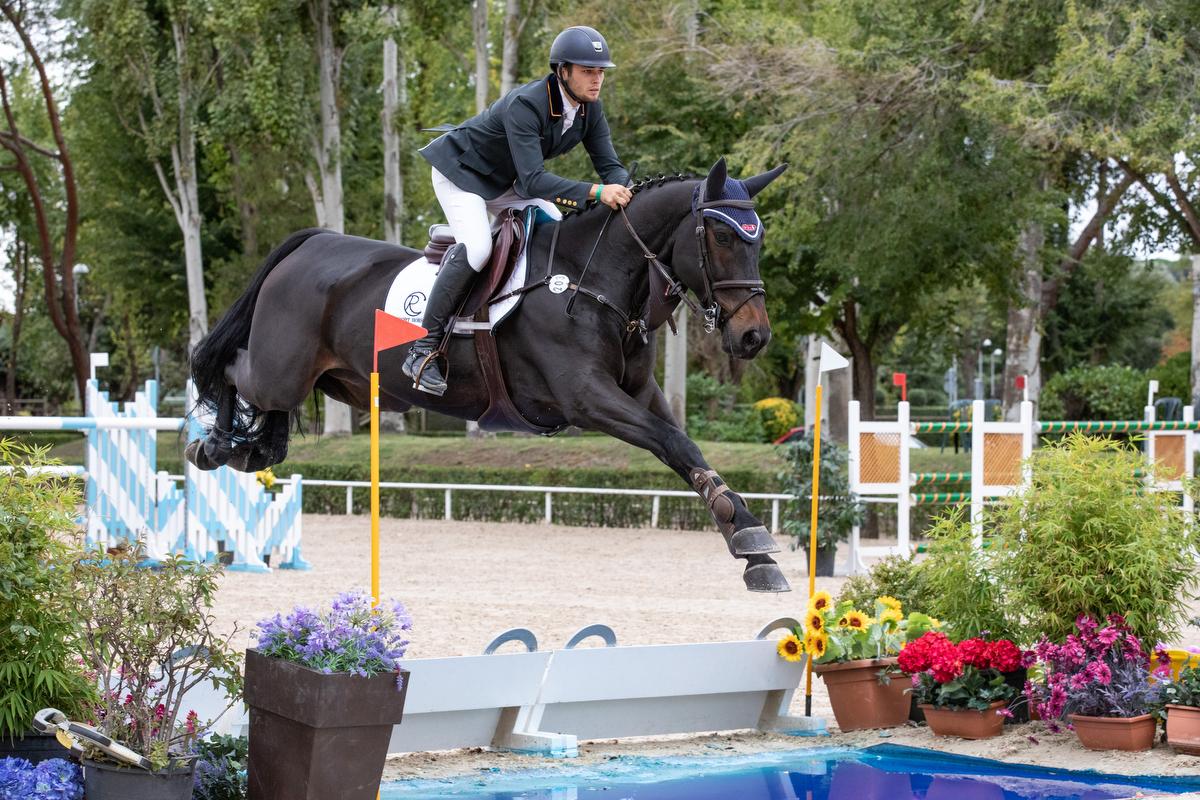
[{"xmin": 714, "ymin": 229, "xmax": 732, "ymax": 247}]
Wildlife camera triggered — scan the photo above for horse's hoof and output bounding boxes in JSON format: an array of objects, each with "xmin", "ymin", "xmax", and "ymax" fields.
[
  {"xmin": 185, "ymin": 440, "xmax": 221, "ymax": 471},
  {"xmin": 743, "ymin": 563, "xmax": 791, "ymax": 593},
  {"xmin": 728, "ymin": 525, "xmax": 781, "ymax": 556}
]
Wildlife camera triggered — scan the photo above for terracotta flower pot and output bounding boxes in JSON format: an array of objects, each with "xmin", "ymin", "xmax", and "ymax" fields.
[
  {"xmin": 920, "ymin": 701, "xmax": 1006, "ymax": 740},
  {"xmin": 815, "ymin": 657, "xmax": 909, "ymax": 732},
  {"xmin": 244, "ymin": 649, "xmax": 410, "ymax": 800},
  {"xmin": 1068, "ymin": 713, "xmax": 1157, "ymax": 752},
  {"xmin": 1165, "ymin": 704, "xmax": 1200, "ymax": 755}
]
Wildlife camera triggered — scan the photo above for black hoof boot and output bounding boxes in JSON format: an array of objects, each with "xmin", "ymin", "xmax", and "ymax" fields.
[
  {"xmin": 728, "ymin": 525, "xmax": 781, "ymax": 556},
  {"xmin": 185, "ymin": 439, "xmax": 222, "ymax": 471},
  {"xmin": 226, "ymin": 444, "xmax": 275, "ymax": 474},
  {"xmin": 202, "ymin": 426, "xmax": 235, "ymax": 466},
  {"xmin": 743, "ymin": 559, "xmax": 791, "ymax": 593}
]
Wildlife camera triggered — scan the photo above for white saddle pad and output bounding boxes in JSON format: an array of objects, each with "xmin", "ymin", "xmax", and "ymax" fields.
[{"xmin": 383, "ymin": 239, "xmax": 529, "ymax": 335}]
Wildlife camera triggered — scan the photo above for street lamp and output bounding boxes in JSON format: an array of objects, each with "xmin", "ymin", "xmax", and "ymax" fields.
[
  {"xmin": 976, "ymin": 338, "xmax": 991, "ymax": 400},
  {"xmin": 989, "ymin": 347, "xmax": 1003, "ymax": 398}
]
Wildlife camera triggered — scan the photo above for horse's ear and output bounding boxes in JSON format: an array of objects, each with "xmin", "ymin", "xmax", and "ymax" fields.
[
  {"xmin": 705, "ymin": 157, "xmax": 728, "ymax": 201},
  {"xmin": 743, "ymin": 164, "xmax": 788, "ymax": 198}
]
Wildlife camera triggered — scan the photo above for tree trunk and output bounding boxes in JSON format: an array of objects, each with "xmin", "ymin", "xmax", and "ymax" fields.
[
  {"xmin": 834, "ymin": 300, "xmax": 875, "ymax": 419},
  {"xmin": 663, "ymin": 305, "xmax": 687, "ymax": 427},
  {"xmin": 314, "ymin": 0, "xmax": 344, "ymax": 234},
  {"xmin": 382, "ymin": 5, "xmax": 403, "ymax": 244},
  {"xmin": 1002, "ymin": 220, "xmax": 1045, "ymax": 418},
  {"xmin": 311, "ymin": 0, "xmax": 351, "ymax": 434},
  {"xmin": 472, "ymin": 0, "xmax": 489, "ymax": 113},
  {"xmin": 1191, "ymin": 254, "xmax": 1200, "ymax": 406},
  {"xmin": 500, "ymin": 0, "xmax": 520, "ymax": 97}
]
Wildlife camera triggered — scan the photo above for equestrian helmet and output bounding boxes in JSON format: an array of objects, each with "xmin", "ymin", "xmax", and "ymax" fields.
[{"xmin": 549, "ymin": 26, "xmax": 615, "ymax": 69}]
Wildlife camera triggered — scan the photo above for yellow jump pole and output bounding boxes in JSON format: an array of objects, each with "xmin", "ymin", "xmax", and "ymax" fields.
[
  {"xmin": 804, "ymin": 381, "xmax": 823, "ymax": 717},
  {"xmin": 370, "ymin": 371, "xmax": 381, "ymax": 607}
]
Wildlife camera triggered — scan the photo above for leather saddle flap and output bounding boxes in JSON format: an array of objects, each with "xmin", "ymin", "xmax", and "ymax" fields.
[{"xmin": 422, "ymin": 210, "xmax": 528, "ymax": 318}]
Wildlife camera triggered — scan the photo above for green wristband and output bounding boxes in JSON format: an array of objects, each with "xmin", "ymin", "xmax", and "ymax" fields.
[{"xmin": 594, "ymin": 185, "xmax": 603, "ymax": 203}]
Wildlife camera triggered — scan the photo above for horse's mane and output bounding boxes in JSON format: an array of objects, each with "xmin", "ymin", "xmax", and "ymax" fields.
[{"xmin": 561, "ymin": 172, "xmax": 698, "ymax": 220}]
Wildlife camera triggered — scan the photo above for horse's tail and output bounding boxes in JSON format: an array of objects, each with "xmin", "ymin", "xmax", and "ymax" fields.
[{"xmin": 190, "ymin": 228, "xmax": 325, "ymax": 429}]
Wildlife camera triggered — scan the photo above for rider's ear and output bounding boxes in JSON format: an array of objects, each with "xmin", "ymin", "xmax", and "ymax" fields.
[
  {"xmin": 743, "ymin": 164, "xmax": 788, "ymax": 198},
  {"xmin": 705, "ymin": 157, "xmax": 728, "ymax": 201}
]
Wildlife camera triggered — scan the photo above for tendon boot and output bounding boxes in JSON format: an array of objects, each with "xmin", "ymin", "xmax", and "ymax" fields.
[{"xmin": 402, "ymin": 243, "xmax": 478, "ymax": 395}]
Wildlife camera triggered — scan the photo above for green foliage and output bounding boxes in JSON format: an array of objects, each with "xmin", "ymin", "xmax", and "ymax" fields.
[
  {"xmin": 1039, "ymin": 364, "xmax": 1147, "ymax": 421},
  {"xmin": 1158, "ymin": 666, "xmax": 1200, "ymax": 710},
  {"xmin": 752, "ymin": 397, "xmax": 800, "ymax": 443},
  {"xmin": 0, "ymin": 440, "xmax": 96, "ymax": 739},
  {"xmin": 193, "ymin": 734, "xmax": 248, "ymax": 800},
  {"xmin": 1150, "ymin": 351, "xmax": 1191, "ymax": 403},
  {"xmin": 778, "ymin": 435, "xmax": 862, "ymax": 550},
  {"xmin": 920, "ymin": 510, "xmax": 1021, "ymax": 643},
  {"xmin": 66, "ymin": 545, "xmax": 243, "ymax": 770},
  {"xmin": 837, "ymin": 555, "xmax": 935, "ymax": 617},
  {"xmin": 996, "ymin": 433, "xmax": 1199, "ymax": 645}
]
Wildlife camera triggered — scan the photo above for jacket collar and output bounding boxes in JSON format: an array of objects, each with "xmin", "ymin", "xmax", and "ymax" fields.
[{"xmin": 545, "ymin": 73, "xmax": 587, "ymax": 120}]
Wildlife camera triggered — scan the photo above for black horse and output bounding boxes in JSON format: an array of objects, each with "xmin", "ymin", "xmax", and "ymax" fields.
[{"xmin": 187, "ymin": 157, "xmax": 791, "ymax": 592}]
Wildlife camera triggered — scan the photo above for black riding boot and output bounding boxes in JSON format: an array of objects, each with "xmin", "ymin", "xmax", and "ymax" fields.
[{"xmin": 402, "ymin": 243, "xmax": 478, "ymax": 395}]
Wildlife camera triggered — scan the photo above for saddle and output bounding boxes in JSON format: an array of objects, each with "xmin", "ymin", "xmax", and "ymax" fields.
[
  {"xmin": 421, "ymin": 207, "xmax": 560, "ymax": 436},
  {"xmin": 423, "ymin": 208, "xmax": 526, "ymax": 317}
]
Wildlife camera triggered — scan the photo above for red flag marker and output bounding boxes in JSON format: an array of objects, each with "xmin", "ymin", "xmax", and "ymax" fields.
[{"xmin": 373, "ymin": 309, "xmax": 426, "ymax": 372}]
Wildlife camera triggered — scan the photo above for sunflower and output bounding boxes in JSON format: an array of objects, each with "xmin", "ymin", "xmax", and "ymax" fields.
[
  {"xmin": 877, "ymin": 595, "xmax": 902, "ymax": 613},
  {"xmin": 808, "ymin": 590, "xmax": 833, "ymax": 614},
  {"xmin": 880, "ymin": 608, "xmax": 904, "ymax": 627},
  {"xmin": 805, "ymin": 630, "xmax": 828, "ymax": 658},
  {"xmin": 777, "ymin": 634, "xmax": 804, "ymax": 663},
  {"xmin": 807, "ymin": 610, "xmax": 825, "ymax": 633},
  {"xmin": 843, "ymin": 610, "xmax": 868, "ymax": 630}
]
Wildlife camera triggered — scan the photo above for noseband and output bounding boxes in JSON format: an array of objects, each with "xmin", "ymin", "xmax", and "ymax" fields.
[{"xmin": 618, "ymin": 185, "xmax": 765, "ymax": 333}]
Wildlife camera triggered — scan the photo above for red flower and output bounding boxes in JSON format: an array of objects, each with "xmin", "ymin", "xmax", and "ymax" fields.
[
  {"xmin": 987, "ymin": 639, "xmax": 1023, "ymax": 673},
  {"xmin": 959, "ymin": 638, "xmax": 990, "ymax": 669}
]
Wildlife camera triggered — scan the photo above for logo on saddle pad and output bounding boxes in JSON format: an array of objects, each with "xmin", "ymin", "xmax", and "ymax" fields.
[{"xmin": 383, "ymin": 250, "xmax": 531, "ymax": 335}]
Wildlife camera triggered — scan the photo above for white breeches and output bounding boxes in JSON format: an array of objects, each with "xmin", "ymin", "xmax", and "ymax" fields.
[{"xmin": 431, "ymin": 167, "xmax": 563, "ymax": 272}]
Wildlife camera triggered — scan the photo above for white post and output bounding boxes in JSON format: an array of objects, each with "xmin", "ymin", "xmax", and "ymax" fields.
[
  {"xmin": 847, "ymin": 400, "xmax": 864, "ymax": 574},
  {"xmin": 897, "ymin": 400, "xmax": 911, "ymax": 556},
  {"xmin": 970, "ymin": 400, "xmax": 985, "ymax": 546},
  {"xmin": 1185, "ymin": 405, "xmax": 1195, "ymax": 518}
]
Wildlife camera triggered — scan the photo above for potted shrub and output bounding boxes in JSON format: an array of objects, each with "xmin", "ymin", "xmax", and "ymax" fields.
[
  {"xmin": 1156, "ymin": 664, "xmax": 1200, "ymax": 755},
  {"xmin": 900, "ymin": 631, "xmax": 1024, "ymax": 740},
  {"xmin": 0, "ymin": 441, "xmax": 96, "ymax": 763},
  {"xmin": 245, "ymin": 589, "xmax": 411, "ymax": 800},
  {"xmin": 787, "ymin": 593, "xmax": 936, "ymax": 731},
  {"xmin": 64, "ymin": 543, "xmax": 243, "ymax": 799},
  {"xmin": 780, "ymin": 436, "xmax": 863, "ymax": 575},
  {"xmin": 1027, "ymin": 614, "xmax": 1162, "ymax": 752}
]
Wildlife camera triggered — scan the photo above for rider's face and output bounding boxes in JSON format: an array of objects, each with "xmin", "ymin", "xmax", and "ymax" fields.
[{"xmin": 563, "ymin": 65, "xmax": 605, "ymax": 103}]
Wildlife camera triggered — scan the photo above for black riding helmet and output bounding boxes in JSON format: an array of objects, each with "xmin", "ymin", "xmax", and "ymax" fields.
[{"xmin": 548, "ymin": 26, "xmax": 616, "ymax": 70}]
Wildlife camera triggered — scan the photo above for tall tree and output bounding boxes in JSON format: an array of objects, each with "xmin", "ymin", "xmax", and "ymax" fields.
[
  {"xmin": 0, "ymin": 3, "xmax": 88, "ymax": 400},
  {"xmin": 74, "ymin": 0, "xmax": 213, "ymax": 352}
]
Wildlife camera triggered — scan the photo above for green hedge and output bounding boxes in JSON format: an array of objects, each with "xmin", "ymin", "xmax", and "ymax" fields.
[{"xmin": 157, "ymin": 456, "xmax": 788, "ymax": 529}]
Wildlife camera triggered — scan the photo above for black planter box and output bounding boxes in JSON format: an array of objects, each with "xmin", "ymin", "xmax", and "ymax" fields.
[
  {"xmin": 0, "ymin": 730, "xmax": 76, "ymax": 765},
  {"xmin": 244, "ymin": 648, "xmax": 409, "ymax": 800}
]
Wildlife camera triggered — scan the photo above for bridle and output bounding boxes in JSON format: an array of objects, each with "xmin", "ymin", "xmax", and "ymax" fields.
[{"xmin": 618, "ymin": 183, "xmax": 766, "ymax": 333}]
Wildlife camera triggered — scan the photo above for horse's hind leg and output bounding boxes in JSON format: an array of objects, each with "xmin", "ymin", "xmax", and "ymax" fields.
[{"xmin": 570, "ymin": 380, "xmax": 789, "ymax": 593}]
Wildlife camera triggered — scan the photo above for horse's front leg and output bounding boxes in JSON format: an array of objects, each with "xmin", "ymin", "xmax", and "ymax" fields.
[{"xmin": 575, "ymin": 380, "xmax": 789, "ymax": 593}]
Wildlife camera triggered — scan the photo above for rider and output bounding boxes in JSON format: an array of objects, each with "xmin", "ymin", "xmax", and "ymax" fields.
[{"xmin": 404, "ymin": 25, "xmax": 633, "ymax": 395}]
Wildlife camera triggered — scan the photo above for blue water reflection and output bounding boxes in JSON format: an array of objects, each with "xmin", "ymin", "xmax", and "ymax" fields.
[{"xmin": 381, "ymin": 745, "xmax": 1199, "ymax": 800}]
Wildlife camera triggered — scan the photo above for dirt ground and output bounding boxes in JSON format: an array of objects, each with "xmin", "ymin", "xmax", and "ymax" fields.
[{"xmin": 210, "ymin": 514, "xmax": 1200, "ymax": 791}]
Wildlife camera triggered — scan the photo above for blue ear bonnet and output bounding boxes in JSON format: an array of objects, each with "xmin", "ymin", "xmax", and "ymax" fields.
[{"xmin": 692, "ymin": 178, "xmax": 762, "ymax": 242}]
